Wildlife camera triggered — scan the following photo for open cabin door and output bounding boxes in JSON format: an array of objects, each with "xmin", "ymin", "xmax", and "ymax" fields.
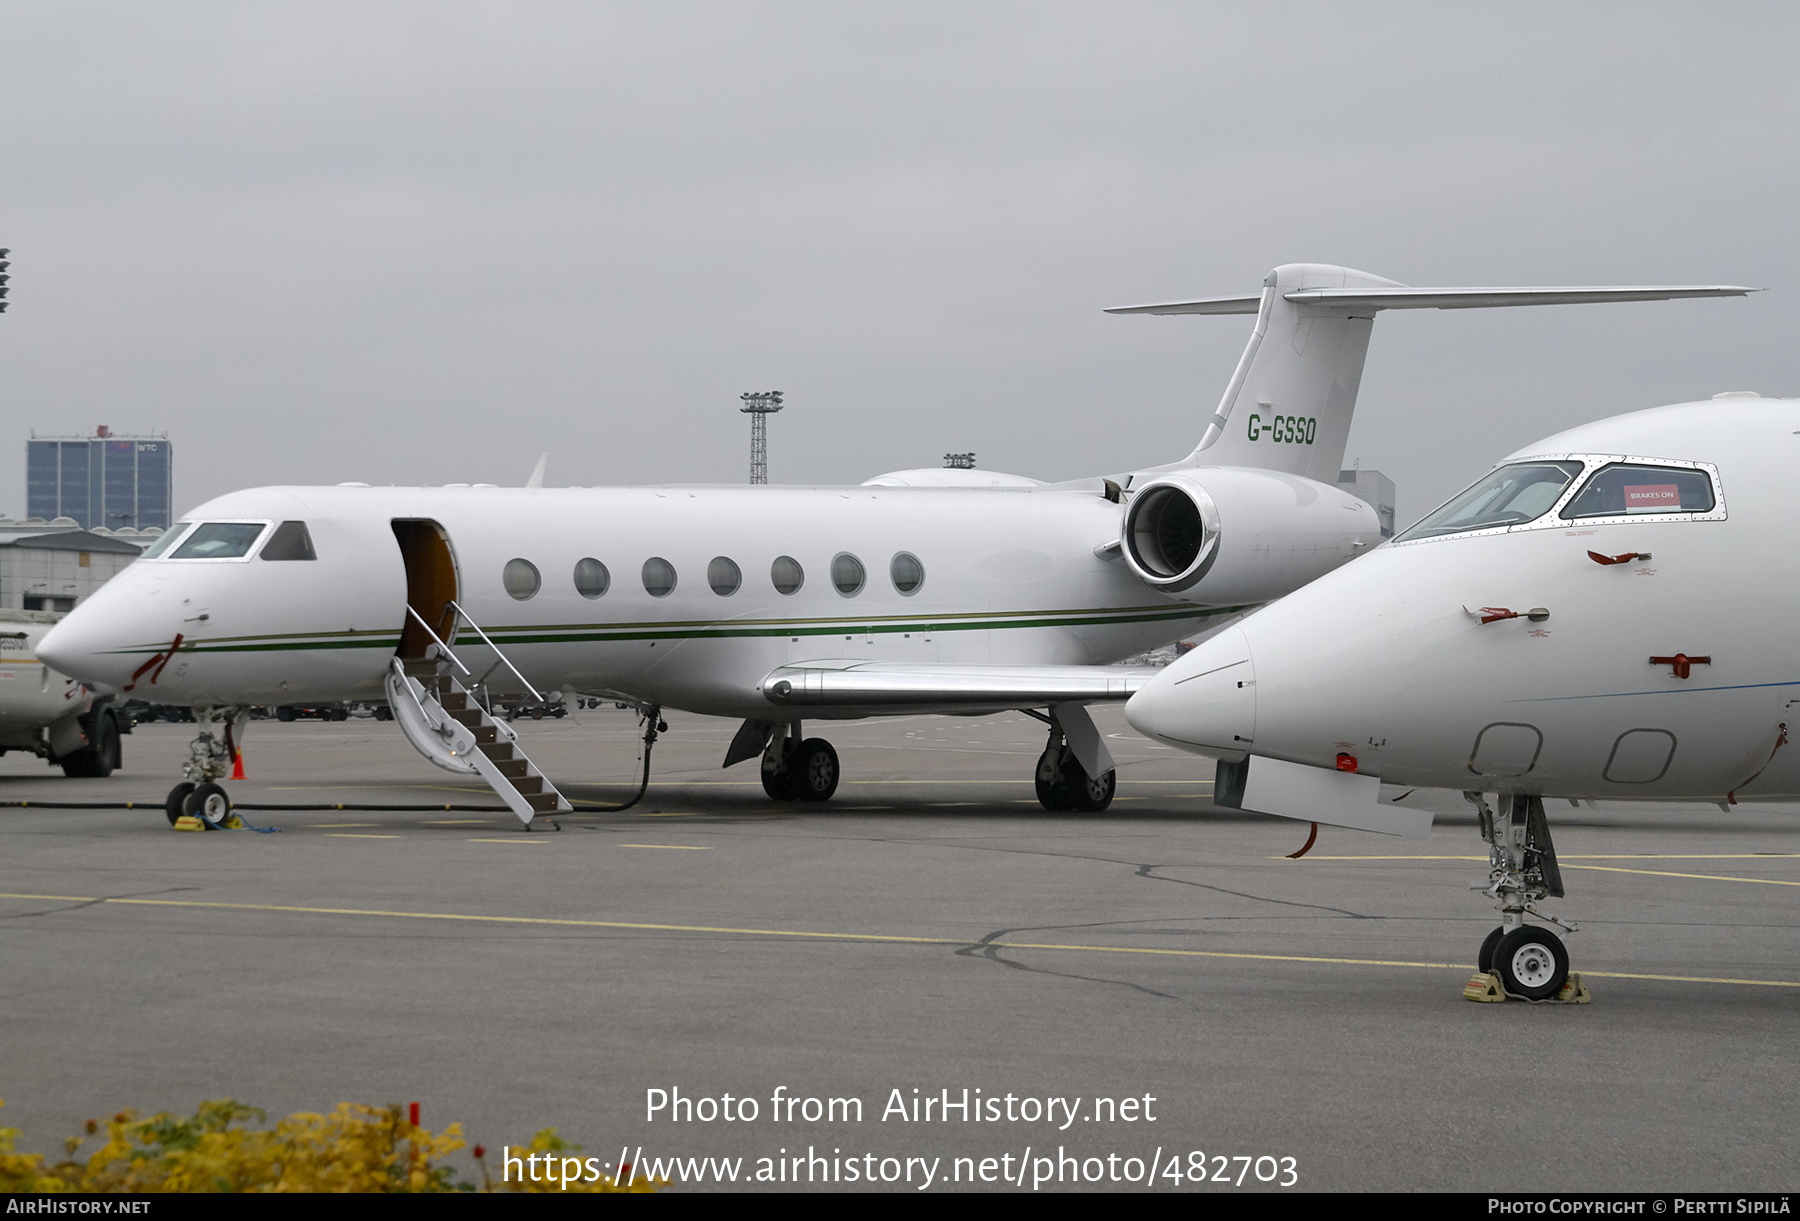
[{"xmin": 392, "ymin": 519, "xmax": 460, "ymax": 659}]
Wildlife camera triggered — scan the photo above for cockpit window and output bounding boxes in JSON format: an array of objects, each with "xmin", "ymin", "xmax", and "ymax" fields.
[
  {"xmin": 138, "ymin": 524, "xmax": 192, "ymax": 560},
  {"xmin": 170, "ymin": 522, "xmax": 269, "ymax": 560},
  {"xmin": 1397, "ymin": 461, "xmax": 1584, "ymax": 541},
  {"xmin": 259, "ymin": 520, "xmax": 317, "ymax": 561},
  {"xmin": 1560, "ymin": 463, "xmax": 1716, "ymax": 519}
]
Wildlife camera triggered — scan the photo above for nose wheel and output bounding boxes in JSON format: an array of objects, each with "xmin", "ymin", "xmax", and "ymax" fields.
[
  {"xmin": 1494, "ymin": 926, "xmax": 1570, "ymax": 1000},
  {"xmin": 164, "ymin": 708, "xmax": 249, "ymax": 827}
]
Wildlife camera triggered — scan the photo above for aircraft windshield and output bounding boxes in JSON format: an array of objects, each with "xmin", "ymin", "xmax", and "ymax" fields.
[
  {"xmin": 170, "ymin": 522, "xmax": 269, "ymax": 560},
  {"xmin": 137, "ymin": 524, "xmax": 192, "ymax": 560},
  {"xmin": 1397, "ymin": 461, "xmax": 1584, "ymax": 541},
  {"xmin": 1560, "ymin": 463, "xmax": 1715, "ymax": 519}
]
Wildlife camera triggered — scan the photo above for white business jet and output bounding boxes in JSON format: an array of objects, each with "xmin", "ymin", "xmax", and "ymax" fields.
[
  {"xmin": 1126, "ymin": 389, "xmax": 1787, "ymax": 999},
  {"xmin": 37, "ymin": 265, "xmax": 1749, "ymax": 830}
]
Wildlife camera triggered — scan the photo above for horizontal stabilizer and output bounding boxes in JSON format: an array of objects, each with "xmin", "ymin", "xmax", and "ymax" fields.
[
  {"xmin": 1108, "ymin": 284, "xmax": 1755, "ymax": 316},
  {"xmin": 1107, "ymin": 263, "xmax": 1758, "ymax": 484},
  {"xmin": 1105, "ymin": 295, "xmax": 1263, "ymax": 316},
  {"xmin": 762, "ymin": 660, "xmax": 1161, "ymax": 711},
  {"xmin": 1284, "ymin": 285, "xmax": 1757, "ymax": 311}
]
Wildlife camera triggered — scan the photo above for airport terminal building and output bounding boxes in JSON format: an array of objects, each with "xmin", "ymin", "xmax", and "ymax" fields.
[{"xmin": 26, "ymin": 428, "xmax": 172, "ymax": 532}]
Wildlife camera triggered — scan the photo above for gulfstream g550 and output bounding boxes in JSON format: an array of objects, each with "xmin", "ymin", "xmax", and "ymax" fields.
[{"xmin": 37, "ymin": 264, "xmax": 1751, "ymax": 825}]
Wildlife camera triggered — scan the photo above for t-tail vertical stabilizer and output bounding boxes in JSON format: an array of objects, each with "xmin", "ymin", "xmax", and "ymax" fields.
[{"xmin": 1108, "ymin": 264, "xmax": 1757, "ymax": 483}]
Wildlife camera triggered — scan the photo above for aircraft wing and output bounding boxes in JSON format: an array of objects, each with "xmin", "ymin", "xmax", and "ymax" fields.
[{"xmin": 760, "ymin": 659, "xmax": 1164, "ymax": 711}]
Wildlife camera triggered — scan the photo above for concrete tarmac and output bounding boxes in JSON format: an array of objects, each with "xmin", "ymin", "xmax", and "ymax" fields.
[{"xmin": 2, "ymin": 706, "xmax": 1797, "ymax": 1192}]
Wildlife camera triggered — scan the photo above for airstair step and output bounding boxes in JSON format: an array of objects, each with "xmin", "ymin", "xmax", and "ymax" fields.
[
  {"xmin": 525, "ymin": 793, "xmax": 561, "ymax": 813},
  {"xmin": 401, "ymin": 658, "xmax": 439, "ymax": 678},
  {"xmin": 439, "ymin": 691, "xmax": 468, "ymax": 711},
  {"xmin": 512, "ymin": 776, "xmax": 543, "ymax": 795},
  {"xmin": 478, "ymin": 741, "xmax": 513, "ymax": 761},
  {"xmin": 448, "ymin": 708, "xmax": 484, "ymax": 727}
]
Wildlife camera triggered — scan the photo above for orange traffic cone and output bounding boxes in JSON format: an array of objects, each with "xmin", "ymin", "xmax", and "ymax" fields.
[{"xmin": 231, "ymin": 750, "xmax": 246, "ymax": 780}]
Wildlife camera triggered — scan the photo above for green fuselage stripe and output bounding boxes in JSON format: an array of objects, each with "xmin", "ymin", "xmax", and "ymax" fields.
[{"xmin": 108, "ymin": 604, "xmax": 1243, "ymax": 658}]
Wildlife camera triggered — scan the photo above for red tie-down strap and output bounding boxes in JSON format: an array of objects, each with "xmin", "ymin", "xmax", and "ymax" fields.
[{"xmin": 122, "ymin": 633, "xmax": 184, "ymax": 692}]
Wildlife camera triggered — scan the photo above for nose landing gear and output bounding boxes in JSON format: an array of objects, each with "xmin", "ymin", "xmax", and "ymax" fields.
[
  {"xmin": 1466, "ymin": 793, "xmax": 1585, "ymax": 1002},
  {"xmin": 164, "ymin": 707, "xmax": 249, "ymax": 827}
]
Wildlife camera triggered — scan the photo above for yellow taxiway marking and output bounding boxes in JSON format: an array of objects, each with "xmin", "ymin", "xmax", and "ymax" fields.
[
  {"xmin": 312, "ymin": 823, "xmax": 379, "ymax": 829},
  {"xmin": 2, "ymin": 891, "xmax": 1795, "ymax": 989},
  {"xmin": 1280, "ymin": 854, "xmax": 1800, "ymax": 862},
  {"xmin": 466, "ymin": 838, "xmax": 541, "ymax": 844},
  {"xmin": 420, "ymin": 819, "xmax": 500, "ymax": 825},
  {"xmin": 615, "ymin": 844, "xmax": 711, "ymax": 851},
  {"xmin": 325, "ymin": 834, "xmax": 400, "ymax": 840},
  {"xmin": 1564, "ymin": 864, "xmax": 1800, "ymax": 887}
]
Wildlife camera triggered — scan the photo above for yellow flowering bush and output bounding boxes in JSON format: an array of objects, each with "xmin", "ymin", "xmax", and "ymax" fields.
[{"xmin": 0, "ymin": 1099, "xmax": 655, "ymax": 1193}]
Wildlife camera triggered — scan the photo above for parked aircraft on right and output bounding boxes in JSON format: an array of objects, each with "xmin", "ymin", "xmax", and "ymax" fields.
[{"xmin": 1127, "ymin": 391, "xmax": 1796, "ymax": 999}]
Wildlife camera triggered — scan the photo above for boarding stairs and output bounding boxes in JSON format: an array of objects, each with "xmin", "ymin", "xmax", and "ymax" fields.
[{"xmin": 383, "ymin": 604, "xmax": 572, "ymax": 827}]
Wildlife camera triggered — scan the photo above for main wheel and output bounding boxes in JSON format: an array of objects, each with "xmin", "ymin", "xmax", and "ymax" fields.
[
  {"xmin": 1034, "ymin": 751, "xmax": 1071, "ymax": 811},
  {"xmin": 761, "ymin": 756, "xmax": 797, "ymax": 800},
  {"xmin": 183, "ymin": 782, "xmax": 232, "ymax": 826},
  {"xmin": 790, "ymin": 739, "xmax": 840, "ymax": 802},
  {"xmin": 1495, "ymin": 926, "xmax": 1569, "ymax": 1000},
  {"xmin": 1477, "ymin": 926, "xmax": 1505, "ymax": 975},
  {"xmin": 165, "ymin": 782, "xmax": 195, "ymax": 826},
  {"xmin": 1071, "ymin": 766, "xmax": 1116, "ymax": 813}
]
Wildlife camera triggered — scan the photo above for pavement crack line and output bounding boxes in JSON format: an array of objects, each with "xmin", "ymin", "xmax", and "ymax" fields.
[
  {"xmin": 1132, "ymin": 863, "xmax": 1374, "ymax": 919},
  {"xmin": 0, "ymin": 884, "xmax": 200, "ymax": 920},
  {"xmin": 957, "ymin": 924, "xmax": 1184, "ymax": 1001}
]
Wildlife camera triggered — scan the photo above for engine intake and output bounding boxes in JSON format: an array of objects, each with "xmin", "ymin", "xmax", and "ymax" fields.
[{"xmin": 1123, "ymin": 479, "xmax": 1221, "ymax": 592}]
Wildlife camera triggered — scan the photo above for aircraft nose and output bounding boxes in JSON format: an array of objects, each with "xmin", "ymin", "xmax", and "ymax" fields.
[
  {"xmin": 38, "ymin": 581, "xmax": 160, "ymax": 687},
  {"xmin": 1126, "ymin": 625, "xmax": 1257, "ymax": 755}
]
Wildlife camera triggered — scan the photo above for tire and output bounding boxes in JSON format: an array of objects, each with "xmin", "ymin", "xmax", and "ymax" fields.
[
  {"xmin": 760, "ymin": 761, "xmax": 796, "ymax": 800},
  {"xmin": 183, "ymin": 782, "xmax": 232, "ymax": 825},
  {"xmin": 374, "ymin": 706, "xmax": 393, "ymax": 721},
  {"xmin": 1495, "ymin": 926, "xmax": 1569, "ymax": 1000},
  {"xmin": 165, "ymin": 782, "xmax": 196, "ymax": 826},
  {"xmin": 1035, "ymin": 751, "xmax": 1072, "ymax": 811},
  {"xmin": 1478, "ymin": 926, "xmax": 1506, "ymax": 975},
  {"xmin": 1071, "ymin": 766, "xmax": 1116, "ymax": 813},
  {"xmin": 59, "ymin": 714, "xmax": 119, "ymax": 778},
  {"xmin": 276, "ymin": 706, "xmax": 296, "ymax": 722},
  {"xmin": 791, "ymin": 739, "xmax": 839, "ymax": 802}
]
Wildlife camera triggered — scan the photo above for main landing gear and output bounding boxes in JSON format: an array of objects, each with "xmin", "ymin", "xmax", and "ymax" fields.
[
  {"xmin": 165, "ymin": 707, "xmax": 249, "ymax": 827},
  {"xmin": 1468, "ymin": 792, "xmax": 1576, "ymax": 1000},
  {"xmin": 1033, "ymin": 719, "xmax": 1115, "ymax": 812},
  {"xmin": 760, "ymin": 722, "xmax": 840, "ymax": 802}
]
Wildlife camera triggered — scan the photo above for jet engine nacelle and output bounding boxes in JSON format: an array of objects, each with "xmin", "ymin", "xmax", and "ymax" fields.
[{"xmin": 1120, "ymin": 467, "xmax": 1380, "ymax": 603}]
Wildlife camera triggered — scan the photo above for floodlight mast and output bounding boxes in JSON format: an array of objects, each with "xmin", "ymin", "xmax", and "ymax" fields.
[{"xmin": 739, "ymin": 390, "xmax": 784, "ymax": 485}]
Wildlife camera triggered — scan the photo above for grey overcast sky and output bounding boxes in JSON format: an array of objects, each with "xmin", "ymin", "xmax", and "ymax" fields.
[{"xmin": 2, "ymin": 2, "xmax": 1794, "ymax": 526}]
